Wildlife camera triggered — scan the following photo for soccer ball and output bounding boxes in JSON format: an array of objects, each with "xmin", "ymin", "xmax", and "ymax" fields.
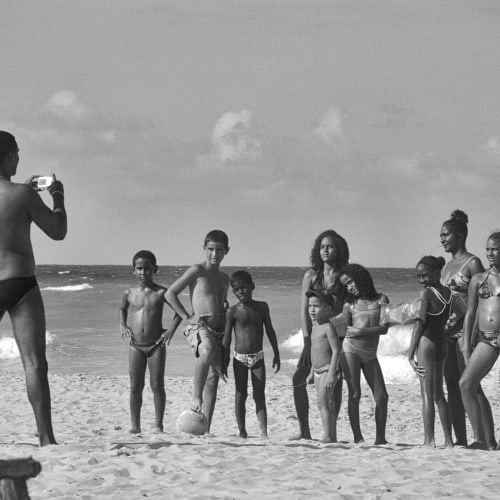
[{"xmin": 176, "ymin": 409, "xmax": 208, "ymax": 435}]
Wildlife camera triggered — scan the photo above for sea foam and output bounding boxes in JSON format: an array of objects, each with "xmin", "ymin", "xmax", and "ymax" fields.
[
  {"xmin": 41, "ymin": 283, "xmax": 93, "ymax": 292},
  {"xmin": 280, "ymin": 325, "xmax": 418, "ymax": 384},
  {"xmin": 0, "ymin": 331, "xmax": 55, "ymax": 360}
]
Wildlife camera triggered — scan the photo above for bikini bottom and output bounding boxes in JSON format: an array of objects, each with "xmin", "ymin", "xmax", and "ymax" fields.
[{"xmin": 478, "ymin": 330, "xmax": 500, "ymax": 349}]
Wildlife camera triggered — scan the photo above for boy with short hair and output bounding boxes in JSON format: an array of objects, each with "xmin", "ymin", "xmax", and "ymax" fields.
[
  {"xmin": 223, "ymin": 270, "xmax": 280, "ymax": 438},
  {"xmin": 120, "ymin": 250, "xmax": 181, "ymax": 434},
  {"xmin": 306, "ymin": 290, "xmax": 341, "ymax": 443},
  {"xmin": 166, "ymin": 230, "xmax": 230, "ymax": 433}
]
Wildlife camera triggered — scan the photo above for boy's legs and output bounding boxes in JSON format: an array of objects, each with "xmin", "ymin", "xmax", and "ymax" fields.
[
  {"xmin": 148, "ymin": 345, "xmax": 166, "ymax": 432},
  {"xmin": 10, "ymin": 286, "xmax": 56, "ymax": 446},
  {"xmin": 433, "ymin": 353, "xmax": 453, "ymax": 447},
  {"xmin": 417, "ymin": 337, "xmax": 436, "ymax": 447},
  {"xmin": 233, "ymin": 357, "xmax": 249, "ymax": 437},
  {"xmin": 361, "ymin": 358, "xmax": 388, "ymax": 445},
  {"xmin": 314, "ymin": 372, "xmax": 335, "ymax": 443},
  {"xmin": 202, "ymin": 366, "xmax": 220, "ymax": 433},
  {"xmin": 191, "ymin": 327, "xmax": 220, "ymax": 413},
  {"xmin": 129, "ymin": 347, "xmax": 147, "ymax": 433},
  {"xmin": 250, "ymin": 359, "xmax": 267, "ymax": 438},
  {"xmin": 340, "ymin": 352, "xmax": 364, "ymax": 443}
]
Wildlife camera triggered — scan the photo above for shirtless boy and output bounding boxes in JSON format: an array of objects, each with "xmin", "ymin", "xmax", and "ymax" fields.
[
  {"xmin": 223, "ymin": 270, "xmax": 280, "ymax": 438},
  {"xmin": 0, "ymin": 131, "xmax": 66, "ymax": 446},
  {"xmin": 120, "ymin": 250, "xmax": 181, "ymax": 434},
  {"xmin": 166, "ymin": 230, "xmax": 230, "ymax": 432},
  {"xmin": 306, "ymin": 290, "xmax": 341, "ymax": 443}
]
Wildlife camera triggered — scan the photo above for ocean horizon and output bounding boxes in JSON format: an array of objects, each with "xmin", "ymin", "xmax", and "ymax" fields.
[{"xmin": 2, "ymin": 264, "xmax": 497, "ymax": 386}]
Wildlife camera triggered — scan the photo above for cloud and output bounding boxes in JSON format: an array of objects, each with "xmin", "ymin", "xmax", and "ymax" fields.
[
  {"xmin": 313, "ymin": 107, "xmax": 348, "ymax": 150},
  {"xmin": 211, "ymin": 109, "xmax": 261, "ymax": 163},
  {"xmin": 483, "ymin": 136, "xmax": 500, "ymax": 155},
  {"xmin": 41, "ymin": 90, "xmax": 92, "ymax": 121}
]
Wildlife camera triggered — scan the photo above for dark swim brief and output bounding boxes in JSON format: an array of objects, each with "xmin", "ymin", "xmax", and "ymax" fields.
[
  {"xmin": 130, "ymin": 340, "xmax": 165, "ymax": 359},
  {"xmin": 0, "ymin": 276, "xmax": 38, "ymax": 312}
]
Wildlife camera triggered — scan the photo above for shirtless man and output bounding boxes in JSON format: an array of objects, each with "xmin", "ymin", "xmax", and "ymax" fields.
[
  {"xmin": 166, "ymin": 230, "xmax": 230, "ymax": 432},
  {"xmin": 0, "ymin": 131, "xmax": 67, "ymax": 446}
]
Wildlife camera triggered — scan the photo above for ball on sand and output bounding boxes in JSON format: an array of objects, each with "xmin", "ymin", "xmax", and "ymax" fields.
[{"xmin": 176, "ymin": 409, "xmax": 208, "ymax": 435}]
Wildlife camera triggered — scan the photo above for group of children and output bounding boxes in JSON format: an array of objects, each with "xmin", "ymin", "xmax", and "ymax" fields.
[
  {"xmin": 119, "ymin": 230, "xmax": 280, "ymax": 438},
  {"xmin": 118, "ymin": 229, "xmax": 468, "ymax": 446}
]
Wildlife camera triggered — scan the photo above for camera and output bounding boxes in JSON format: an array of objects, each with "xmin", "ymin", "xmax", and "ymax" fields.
[{"xmin": 31, "ymin": 175, "xmax": 55, "ymax": 191}]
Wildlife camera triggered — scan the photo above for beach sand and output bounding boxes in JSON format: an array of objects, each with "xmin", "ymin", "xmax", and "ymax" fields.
[{"xmin": 1, "ymin": 369, "xmax": 500, "ymax": 499}]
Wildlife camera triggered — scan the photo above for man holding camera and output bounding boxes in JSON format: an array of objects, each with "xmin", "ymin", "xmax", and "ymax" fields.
[{"xmin": 0, "ymin": 130, "xmax": 67, "ymax": 446}]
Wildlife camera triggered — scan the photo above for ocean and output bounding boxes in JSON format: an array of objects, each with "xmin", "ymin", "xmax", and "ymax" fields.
[{"xmin": 0, "ymin": 265, "xmax": 433, "ymax": 384}]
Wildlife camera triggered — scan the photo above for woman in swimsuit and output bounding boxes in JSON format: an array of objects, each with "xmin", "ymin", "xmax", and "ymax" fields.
[
  {"xmin": 339, "ymin": 264, "xmax": 389, "ymax": 445},
  {"xmin": 439, "ymin": 209, "xmax": 487, "ymax": 445},
  {"xmin": 408, "ymin": 256, "xmax": 453, "ymax": 448},
  {"xmin": 291, "ymin": 229, "xmax": 349, "ymax": 440},
  {"xmin": 459, "ymin": 232, "xmax": 500, "ymax": 450}
]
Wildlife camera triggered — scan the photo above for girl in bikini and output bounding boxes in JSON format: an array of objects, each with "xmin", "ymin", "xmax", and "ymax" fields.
[
  {"xmin": 440, "ymin": 209, "xmax": 494, "ymax": 447},
  {"xmin": 291, "ymin": 230, "xmax": 350, "ymax": 440},
  {"xmin": 459, "ymin": 232, "xmax": 500, "ymax": 450},
  {"xmin": 408, "ymin": 256, "xmax": 453, "ymax": 448},
  {"xmin": 339, "ymin": 264, "xmax": 389, "ymax": 445}
]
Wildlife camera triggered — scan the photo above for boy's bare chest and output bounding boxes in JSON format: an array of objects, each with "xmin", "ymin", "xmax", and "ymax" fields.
[
  {"xmin": 129, "ymin": 290, "xmax": 163, "ymax": 309},
  {"xmin": 193, "ymin": 275, "xmax": 226, "ymax": 296},
  {"xmin": 235, "ymin": 306, "xmax": 264, "ymax": 326}
]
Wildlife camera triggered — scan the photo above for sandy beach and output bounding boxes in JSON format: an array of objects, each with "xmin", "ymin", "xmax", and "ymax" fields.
[{"xmin": 1, "ymin": 369, "xmax": 500, "ymax": 499}]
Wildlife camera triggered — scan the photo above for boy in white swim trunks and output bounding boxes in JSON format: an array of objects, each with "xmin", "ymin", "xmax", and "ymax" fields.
[
  {"xmin": 166, "ymin": 230, "xmax": 230, "ymax": 433},
  {"xmin": 306, "ymin": 290, "xmax": 341, "ymax": 443},
  {"xmin": 223, "ymin": 271, "xmax": 280, "ymax": 438}
]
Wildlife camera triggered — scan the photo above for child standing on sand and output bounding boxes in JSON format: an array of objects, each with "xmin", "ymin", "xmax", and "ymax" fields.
[
  {"xmin": 120, "ymin": 250, "xmax": 181, "ymax": 434},
  {"xmin": 339, "ymin": 264, "xmax": 389, "ymax": 445},
  {"xmin": 166, "ymin": 230, "xmax": 230, "ymax": 434},
  {"xmin": 222, "ymin": 270, "xmax": 280, "ymax": 438},
  {"xmin": 408, "ymin": 255, "xmax": 453, "ymax": 448},
  {"xmin": 306, "ymin": 290, "xmax": 341, "ymax": 443}
]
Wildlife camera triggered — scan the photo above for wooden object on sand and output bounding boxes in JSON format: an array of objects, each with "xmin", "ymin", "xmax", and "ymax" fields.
[{"xmin": 0, "ymin": 458, "xmax": 41, "ymax": 500}]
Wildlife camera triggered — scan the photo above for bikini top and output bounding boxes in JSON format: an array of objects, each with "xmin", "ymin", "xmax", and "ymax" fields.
[
  {"xmin": 441, "ymin": 256, "xmax": 475, "ymax": 293},
  {"xmin": 426, "ymin": 286, "xmax": 452, "ymax": 317},
  {"xmin": 312, "ymin": 272, "xmax": 343, "ymax": 298},
  {"xmin": 478, "ymin": 269, "xmax": 500, "ymax": 299}
]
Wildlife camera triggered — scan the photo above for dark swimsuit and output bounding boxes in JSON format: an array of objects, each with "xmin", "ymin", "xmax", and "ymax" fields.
[
  {"xmin": 312, "ymin": 272, "xmax": 346, "ymax": 344},
  {"xmin": 477, "ymin": 270, "xmax": 500, "ymax": 349},
  {"xmin": 130, "ymin": 340, "xmax": 165, "ymax": 359},
  {"xmin": 0, "ymin": 276, "xmax": 38, "ymax": 312},
  {"xmin": 422, "ymin": 286, "xmax": 452, "ymax": 360}
]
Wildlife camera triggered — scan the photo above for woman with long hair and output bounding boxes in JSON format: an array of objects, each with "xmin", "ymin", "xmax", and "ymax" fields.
[{"xmin": 291, "ymin": 229, "xmax": 349, "ymax": 439}]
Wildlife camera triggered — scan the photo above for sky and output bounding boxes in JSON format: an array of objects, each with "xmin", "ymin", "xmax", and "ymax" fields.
[{"xmin": 1, "ymin": 0, "xmax": 499, "ymax": 267}]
